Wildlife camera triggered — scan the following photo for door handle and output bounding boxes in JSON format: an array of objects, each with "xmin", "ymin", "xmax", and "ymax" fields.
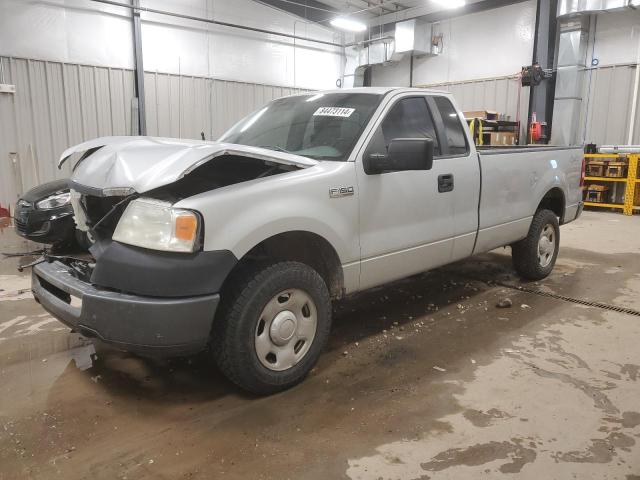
[{"xmin": 438, "ymin": 174, "xmax": 454, "ymax": 193}]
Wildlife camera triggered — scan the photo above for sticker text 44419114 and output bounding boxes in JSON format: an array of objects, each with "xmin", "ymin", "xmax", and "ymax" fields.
[{"xmin": 313, "ymin": 107, "xmax": 355, "ymax": 118}]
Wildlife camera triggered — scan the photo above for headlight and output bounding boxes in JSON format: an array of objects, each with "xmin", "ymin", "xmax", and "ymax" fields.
[
  {"xmin": 37, "ymin": 191, "xmax": 71, "ymax": 210},
  {"xmin": 112, "ymin": 199, "xmax": 200, "ymax": 253}
]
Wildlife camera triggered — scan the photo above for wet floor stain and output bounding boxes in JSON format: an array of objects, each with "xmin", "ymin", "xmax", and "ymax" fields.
[
  {"xmin": 420, "ymin": 439, "xmax": 537, "ymax": 474},
  {"xmin": 1, "ymin": 216, "xmax": 640, "ymax": 479}
]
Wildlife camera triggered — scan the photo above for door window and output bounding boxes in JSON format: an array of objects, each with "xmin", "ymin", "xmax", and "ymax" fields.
[
  {"xmin": 433, "ymin": 96, "xmax": 469, "ymax": 155},
  {"xmin": 366, "ymin": 97, "xmax": 440, "ymax": 158}
]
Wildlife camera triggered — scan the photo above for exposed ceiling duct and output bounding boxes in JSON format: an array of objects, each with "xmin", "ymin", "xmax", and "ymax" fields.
[
  {"xmin": 552, "ymin": 0, "xmax": 640, "ymax": 145},
  {"xmin": 348, "ymin": 18, "xmax": 441, "ymax": 86}
]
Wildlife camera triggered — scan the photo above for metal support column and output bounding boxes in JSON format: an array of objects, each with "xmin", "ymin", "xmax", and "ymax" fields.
[
  {"xmin": 528, "ymin": 0, "xmax": 558, "ymax": 143},
  {"xmin": 132, "ymin": 0, "xmax": 146, "ymax": 135}
]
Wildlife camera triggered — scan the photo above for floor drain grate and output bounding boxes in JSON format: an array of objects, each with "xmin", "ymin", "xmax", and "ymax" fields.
[{"xmin": 495, "ymin": 282, "xmax": 640, "ymax": 317}]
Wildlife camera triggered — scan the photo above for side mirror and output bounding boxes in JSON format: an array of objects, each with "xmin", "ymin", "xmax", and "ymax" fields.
[{"xmin": 364, "ymin": 138, "xmax": 434, "ymax": 175}]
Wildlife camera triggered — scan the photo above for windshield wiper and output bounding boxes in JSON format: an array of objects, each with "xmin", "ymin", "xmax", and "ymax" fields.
[{"xmin": 258, "ymin": 145, "xmax": 291, "ymax": 154}]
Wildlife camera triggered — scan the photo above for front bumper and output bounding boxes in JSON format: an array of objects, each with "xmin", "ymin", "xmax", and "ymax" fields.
[{"xmin": 32, "ymin": 260, "xmax": 219, "ymax": 357}]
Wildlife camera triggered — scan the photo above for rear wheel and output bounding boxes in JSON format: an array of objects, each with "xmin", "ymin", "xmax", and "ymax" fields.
[
  {"xmin": 211, "ymin": 261, "xmax": 331, "ymax": 394},
  {"xmin": 511, "ymin": 209, "xmax": 560, "ymax": 280}
]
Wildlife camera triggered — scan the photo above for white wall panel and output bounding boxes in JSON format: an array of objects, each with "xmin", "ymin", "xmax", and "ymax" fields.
[
  {"xmin": 0, "ymin": 0, "xmax": 134, "ymax": 69},
  {"xmin": 412, "ymin": 1, "xmax": 536, "ymax": 85},
  {"xmin": 371, "ymin": 2, "xmax": 536, "ymax": 88},
  {"xmin": 0, "ymin": 0, "xmax": 344, "ymax": 90},
  {"xmin": 140, "ymin": 0, "xmax": 343, "ymax": 89},
  {"xmin": 590, "ymin": 9, "xmax": 640, "ymax": 67}
]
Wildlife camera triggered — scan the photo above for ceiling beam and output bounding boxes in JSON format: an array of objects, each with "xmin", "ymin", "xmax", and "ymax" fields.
[
  {"xmin": 366, "ymin": 0, "xmax": 529, "ymax": 27},
  {"xmin": 255, "ymin": 0, "xmax": 340, "ymax": 23}
]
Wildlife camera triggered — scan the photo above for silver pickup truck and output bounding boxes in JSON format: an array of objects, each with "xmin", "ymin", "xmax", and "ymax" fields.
[{"xmin": 31, "ymin": 87, "xmax": 584, "ymax": 393}]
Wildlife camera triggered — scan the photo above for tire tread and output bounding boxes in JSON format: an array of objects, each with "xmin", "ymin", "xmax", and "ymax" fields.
[
  {"xmin": 511, "ymin": 209, "xmax": 559, "ymax": 281},
  {"xmin": 211, "ymin": 261, "xmax": 331, "ymax": 394}
]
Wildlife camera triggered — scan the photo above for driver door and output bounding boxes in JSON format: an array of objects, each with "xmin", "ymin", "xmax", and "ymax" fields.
[{"xmin": 356, "ymin": 95, "xmax": 456, "ymax": 290}]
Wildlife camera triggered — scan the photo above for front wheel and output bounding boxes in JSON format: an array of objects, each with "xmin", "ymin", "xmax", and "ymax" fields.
[
  {"xmin": 211, "ymin": 261, "xmax": 332, "ymax": 395},
  {"xmin": 511, "ymin": 209, "xmax": 560, "ymax": 281}
]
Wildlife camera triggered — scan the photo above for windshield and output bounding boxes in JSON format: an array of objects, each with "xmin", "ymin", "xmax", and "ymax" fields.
[{"xmin": 219, "ymin": 93, "xmax": 383, "ymax": 161}]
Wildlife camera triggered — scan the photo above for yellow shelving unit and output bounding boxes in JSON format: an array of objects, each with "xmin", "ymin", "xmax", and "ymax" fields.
[{"xmin": 584, "ymin": 153, "xmax": 639, "ymax": 215}]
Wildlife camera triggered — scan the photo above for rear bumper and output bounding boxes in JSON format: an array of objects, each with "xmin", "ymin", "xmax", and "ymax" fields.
[{"xmin": 32, "ymin": 260, "xmax": 219, "ymax": 357}]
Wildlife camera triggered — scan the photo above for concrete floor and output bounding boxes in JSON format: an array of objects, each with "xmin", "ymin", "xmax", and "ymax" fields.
[{"xmin": 1, "ymin": 211, "xmax": 639, "ymax": 480}]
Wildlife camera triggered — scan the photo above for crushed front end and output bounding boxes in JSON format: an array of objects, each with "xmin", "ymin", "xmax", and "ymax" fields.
[
  {"xmin": 31, "ymin": 186, "xmax": 230, "ymax": 357},
  {"xmin": 31, "ymin": 137, "xmax": 311, "ymax": 357}
]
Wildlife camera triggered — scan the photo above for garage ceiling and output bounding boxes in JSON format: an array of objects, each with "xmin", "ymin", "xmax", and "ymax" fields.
[{"xmin": 258, "ymin": 0, "xmax": 524, "ymax": 27}]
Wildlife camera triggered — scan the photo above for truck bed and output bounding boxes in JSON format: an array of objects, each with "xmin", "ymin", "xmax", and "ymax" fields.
[{"xmin": 477, "ymin": 145, "xmax": 582, "ymax": 155}]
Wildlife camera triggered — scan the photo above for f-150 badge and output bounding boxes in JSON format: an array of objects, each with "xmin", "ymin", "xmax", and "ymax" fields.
[{"xmin": 329, "ymin": 186, "xmax": 354, "ymax": 198}]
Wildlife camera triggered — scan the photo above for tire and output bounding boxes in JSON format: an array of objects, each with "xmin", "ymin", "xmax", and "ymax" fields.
[
  {"xmin": 211, "ymin": 261, "xmax": 332, "ymax": 395},
  {"xmin": 511, "ymin": 209, "xmax": 560, "ymax": 281}
]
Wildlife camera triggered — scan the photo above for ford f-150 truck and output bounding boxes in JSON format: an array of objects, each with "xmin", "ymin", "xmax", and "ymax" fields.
[{"xmin": 31, "ymin": 87, "xmax": 584, "ymax": 394}]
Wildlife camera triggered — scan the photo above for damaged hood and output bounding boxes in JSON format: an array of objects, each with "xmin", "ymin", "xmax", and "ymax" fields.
[{"xmin": 60, "ymin": 136, "xmax": 319, "ymax": 195}]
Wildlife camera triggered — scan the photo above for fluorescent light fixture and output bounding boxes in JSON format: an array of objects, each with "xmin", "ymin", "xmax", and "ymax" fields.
[
  {"xmin": 330, "ymin": 17, "xmax": 367, "ymax": 32},
  {"xmin": 432, "ymin": 0, "xmax": 466, "ymax": 8}
]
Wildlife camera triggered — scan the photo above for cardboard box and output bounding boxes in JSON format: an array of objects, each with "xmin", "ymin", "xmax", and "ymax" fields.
[
  {"xmin": 487, "ymin": 132, "xmax": 517, "ymax": 146},
  {"xmin": 463, "ymin": 110, "xmax": 498, "ymax": 120}
]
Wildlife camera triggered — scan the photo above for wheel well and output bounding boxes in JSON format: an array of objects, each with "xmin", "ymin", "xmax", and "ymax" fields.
[
  {"xmin": 234, "ymin": 231, "xmax": 345, "ymax": 299},
  {"xmin": 537, "ymin": 188, "xmax": 565, "ymax": 222}
]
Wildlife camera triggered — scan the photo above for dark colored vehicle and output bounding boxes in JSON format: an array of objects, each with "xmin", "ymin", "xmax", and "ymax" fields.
[{"xmin": 14, "ymin": 179, "xmax": 93, "ymax": 249}]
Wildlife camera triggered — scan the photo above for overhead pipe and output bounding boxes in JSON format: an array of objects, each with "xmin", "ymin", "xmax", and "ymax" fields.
[
  {"xmin": 89, "ymin": 0, "xmax": 343, "ymax": 48},
  {"xmin": 599, "ymin": 145, "xmax": 640, "ymax": 153}
]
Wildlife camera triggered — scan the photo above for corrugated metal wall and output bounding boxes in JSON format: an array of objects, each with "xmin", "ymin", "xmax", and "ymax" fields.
[
  {"xmin": 580, "ymin": 64, "xmax": 640, "ymax": 146},
  {"xmin": 143, "ymin": 72, "xmax": 308, "ymax": 141},
  {"xmin": 420, "ymin": 75, "xmax": 531, "ymax": 143},
  {"xmin": 0, "ymin": 57, "xmax": 137, "ymax": 206},
  {"xmin": 0, "ymin": 56, "xmax": 309, "ymax": 206},
  {"xmin": 423, "ymin": 65, "xmax": 640, "ymax": 147}
]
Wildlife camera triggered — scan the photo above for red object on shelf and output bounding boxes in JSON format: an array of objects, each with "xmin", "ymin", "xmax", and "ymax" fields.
[{"xmin": 530, "ymin": 121, "xmax": 542, "ymax": 142}]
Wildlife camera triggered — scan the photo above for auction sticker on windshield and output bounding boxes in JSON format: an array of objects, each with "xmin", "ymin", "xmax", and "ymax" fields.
[{"xmin": 313, "ymin": 107, "xmax": 355, "ymax": 117}]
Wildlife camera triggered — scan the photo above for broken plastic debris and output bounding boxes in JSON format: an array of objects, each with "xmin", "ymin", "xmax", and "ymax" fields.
[
  {"xmin": 70, "ymin": 344, "xmax": 96, "ymax": 371},
  {"xmin": 520, "ymin": 304, "xmax": 531, "ymax": 309},
  {"xmin": 432, "ymin": 366, "xmax": 446, "ymax": 372}
]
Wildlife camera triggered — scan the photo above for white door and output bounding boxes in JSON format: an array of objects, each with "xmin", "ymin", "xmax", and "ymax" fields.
[{"xmin": 355, "ymin": 95, "xmax": 457, "ymax": 290}]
